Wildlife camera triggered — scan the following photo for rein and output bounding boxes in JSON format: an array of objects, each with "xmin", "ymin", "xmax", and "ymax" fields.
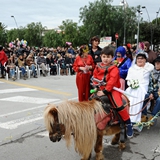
[{"xmin": 129, "ymin": 97, "xmax": 151, "ymax": 116}]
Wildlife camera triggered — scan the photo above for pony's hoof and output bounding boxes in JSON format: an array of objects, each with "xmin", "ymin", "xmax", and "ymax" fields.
[
  {"xmin": 96, "ymin": 152, "xmax": 104, "ymax": 160},
  {"xmin": 81, "ymin": 154, "xmax": 91, "ymax": 160},
  {"xmin": 111, "ymin": 141, "xmax": 119, "ymax": 145},
  {"xmin": 118, "ymin": 142, "xmax": 126, "ymax": 151}
]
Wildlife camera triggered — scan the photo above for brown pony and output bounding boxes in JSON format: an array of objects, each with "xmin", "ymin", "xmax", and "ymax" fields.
[{"xmin": 44, "ymin": 98, "xmax": 129, "ymax": 160}]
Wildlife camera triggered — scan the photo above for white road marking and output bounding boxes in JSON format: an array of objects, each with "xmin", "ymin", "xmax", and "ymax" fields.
[
  {"xmin": 0, "ymin": 96, "xmax": 59, "ymax": 104},
  {"xmin": 0, "ymin": 114, "xmax": 43, "ymax": 129},
  {"xmin": 0, "ymin": 97, "xmax": 78, "ymax": 130},
  {"xmin": 0, "ymin": 88, "xmax": 37, "ymax": 94},
  {"xmin": 0, "ymin": 81, "xmax": 4, "ymax": 83},
  {"xmin": 37, "ymin": 131, "xmax": 48, "ymax": 137},
  {"xmin": 0, "ymin": 97, "xmax": 78, "ymax": 118},
  {"xmin": 0, "ymin": 105, "xmax": 46, "ymax": 118}
]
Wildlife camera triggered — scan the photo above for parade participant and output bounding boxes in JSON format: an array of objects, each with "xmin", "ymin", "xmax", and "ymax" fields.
[
  {"xmin": 114, "ymin": 46, "xmax": 131, "ymax": 90},
  {"xmin": 73, "ymin": 45, "xmax": 95, "ymax": 102},
  {"xmin": 144, "ymin": 41, "xmax": 157, "ymax": 64},
  {"xmin": 89, "ymin": 36, "xmax": 102, "ymax": 64},
  {"xmin": 0, "ymin": 45, "xmax": 8, "ymax": 78},
  {"xmin": 141, "ymin": 56, "xmax": 160, "ymax": 124},
  {"xmin": 92, "ymin": 46, "xmax": 133, "ymax": 138},
  {"xmin": 123, "ymin": 43, "xmax": 133, "ymax": 61},
  {"xmin": 125, "ymin": 51, "xmax": 154, "ymax": 126}
]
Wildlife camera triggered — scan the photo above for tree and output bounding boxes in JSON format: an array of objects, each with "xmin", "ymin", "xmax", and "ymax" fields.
[
  {"xmin": 43, "ymin": 29, "xmax": 63, "ymax": 47},
  {"xmin": 0, "ymin": 22, "xmax": 7, "ymax": 46},
  {"xmin": 79, "ymin": 0, "xmax": 138, "ymax": 44},
  {"xmin": 59, "ymin": 19, "xmax": 80, "ymax": 47},
  {"xmin": 7, "ymin": 29, "xmax": 18, "ymax": 43},
  {"xmin": 24, "ymin": 22, "xmax": 45, "ymax": 46},
  {"xmin": 7, "ymin": 26, "xmax": 26, "ymax": 44}
]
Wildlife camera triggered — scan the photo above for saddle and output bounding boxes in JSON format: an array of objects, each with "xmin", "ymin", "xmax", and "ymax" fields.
[{"xmin": 90, "ymin": 94, "xmax": 129, "ymax": 130}]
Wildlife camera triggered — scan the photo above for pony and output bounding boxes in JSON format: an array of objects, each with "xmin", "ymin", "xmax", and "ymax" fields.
[{"xmin": 44, "ymin": 97, "xmax": 129, "ymax": 160}]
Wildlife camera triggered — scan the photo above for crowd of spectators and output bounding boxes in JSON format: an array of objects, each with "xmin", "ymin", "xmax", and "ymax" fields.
[{"xmin": 0, "ymin": 44, "xmax": 78, "ymax": 80}]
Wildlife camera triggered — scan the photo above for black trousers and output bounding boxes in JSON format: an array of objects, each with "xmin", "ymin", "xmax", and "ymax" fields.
[{"xmin": 0, "ymin": 63, "xmax": 5, "ymax": 76}]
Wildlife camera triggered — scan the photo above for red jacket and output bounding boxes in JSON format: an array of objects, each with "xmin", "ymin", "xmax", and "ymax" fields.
[
  {"xmin": 0, "ymin": 50, "xmax": 8, "ymax": 66},
  {"xmin": 93, "ymin": 62, "xmax": 121, "ymax": 92}
]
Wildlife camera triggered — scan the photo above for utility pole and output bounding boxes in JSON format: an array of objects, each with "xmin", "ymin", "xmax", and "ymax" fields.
[{"xmin": 137, "ymin": 10, "xmax": 142, "ymax": 49}]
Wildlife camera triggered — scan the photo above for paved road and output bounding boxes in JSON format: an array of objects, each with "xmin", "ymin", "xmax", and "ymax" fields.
[
  {"xmin": 0, "ymin": 75, "xmax": 160, "ymax": 160},
  {"xmin": 0, "ymin": 75, "xmax": 78, "ymax": 145}
]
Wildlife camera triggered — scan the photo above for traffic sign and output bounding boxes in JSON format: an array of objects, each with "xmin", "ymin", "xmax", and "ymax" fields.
[{"xmin": 115, "ymin": 33, "xmax": 119, "ymax": 39}]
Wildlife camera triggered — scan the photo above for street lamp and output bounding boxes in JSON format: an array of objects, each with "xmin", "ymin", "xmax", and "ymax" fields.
[
  {"xmin": 120, "ymin": 0, "xmax": 128, "ymax": 45},
  {"xmin": 11, "ymin": 15, "xmax": 19, "ymax": 38},
  {"xmin": 11, "ymin": 15, "xmax": 19, "ymax": 29},
  {"xmin": 156, "ymin": 8, "xmax": 160, "ymax": 26},
  {"xmin": 136, "ymin": 10, "xmax": 142, "ymax": 49},
  {"xmin": 142, "ymin": 6, "xmax": 153, "ymax": 49}
]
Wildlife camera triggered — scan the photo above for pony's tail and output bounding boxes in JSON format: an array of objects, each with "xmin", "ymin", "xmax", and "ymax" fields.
[{"xmin": 43, "ymin": 105, "xmax": 56, "ymax": 132}]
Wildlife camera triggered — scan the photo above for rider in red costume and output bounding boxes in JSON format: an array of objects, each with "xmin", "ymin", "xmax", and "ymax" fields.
[{"xmin": 92, "ymin": 46, "xmax": 133, "ymax": 138}]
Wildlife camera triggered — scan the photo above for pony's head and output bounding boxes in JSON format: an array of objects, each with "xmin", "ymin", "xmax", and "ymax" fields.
[
  {"xmin": 44, "ymin": 100, "xmax": 103, "ymax": 159},
  {"xmin": 44, "ymin": 105, "xmax": 65, "ymax": 143}
]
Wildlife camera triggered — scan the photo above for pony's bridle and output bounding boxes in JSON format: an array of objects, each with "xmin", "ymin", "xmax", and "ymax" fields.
[{"xmin": 50, "ymin": 121, "xmax": 62, "ymax": 142}]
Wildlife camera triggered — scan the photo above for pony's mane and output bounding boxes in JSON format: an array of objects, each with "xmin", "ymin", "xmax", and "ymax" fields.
[{"xmin": 44, "ymin": 99, "xmax": 103, "ymax": 158}]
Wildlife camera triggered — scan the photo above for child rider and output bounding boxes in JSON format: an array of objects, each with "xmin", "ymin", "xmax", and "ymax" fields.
[{"xmin": 92, "ymin": 46, "xmax": 133, "ymax": 138}]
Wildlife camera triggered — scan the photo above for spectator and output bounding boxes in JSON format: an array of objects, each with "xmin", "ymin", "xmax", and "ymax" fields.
[
  {"xmin": 46, "ymin": 53, "xmax": 57, "ymax": 75},
  {"xmin": 65, "ymin": 52, "xmax": 75, "ymax": 75},
  {"xmin": 37, "ymin": 52, "xmax": 49, "ymax": 77},
  {"xmin": 68, "ymin": 45, "xmax": 75, "ymax": 55},
  {"xmin": 52, "ymin": 54, "xmax": 58, "ymax": 75},
  {"xmin": 0, "ymin": 45, "xmax": 8, "ymax": 78},
  {"xmin": 26, "ymin": 53, "xmax": 37, "ymax": 78},
  {"xmin": 73, "ymin": 45, "xmax": 95, "ymax": 101},
  {"xmin": 17, "ymin": 54, "xmax": 27, "ymax": 80},
  {"xmin": 57, "ymin": 55, "xmax": 67, "ymax": 75},
  {"xmin": 13, "ymin": 52, "xmax": 18, "ymax": 62},
  {"xmin": 7, "ymin": 55, "xmax": 16, "ymax": 81},
  {"xmin": 68, "ymin": 53, "xmax": 75, "ymax": 75},
  {"xmin": 52, "ymin": 48, "xmax": 58, "ymax": 56}
]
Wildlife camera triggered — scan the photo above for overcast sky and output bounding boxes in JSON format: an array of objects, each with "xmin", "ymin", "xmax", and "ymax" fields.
[{"xmin": 1, "ymin": 0, "xmax": 160, "ymax": 30}]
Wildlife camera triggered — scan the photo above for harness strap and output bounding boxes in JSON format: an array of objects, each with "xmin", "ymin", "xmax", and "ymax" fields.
[{"xmin": 115, "ymin": 105, "xmax": 125, "ymax": 112}]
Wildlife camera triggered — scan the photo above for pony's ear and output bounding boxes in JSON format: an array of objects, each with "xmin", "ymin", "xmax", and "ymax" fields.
[{"xmin": 49, "ymin": 107, "xmax": 58, "ymax": 122}]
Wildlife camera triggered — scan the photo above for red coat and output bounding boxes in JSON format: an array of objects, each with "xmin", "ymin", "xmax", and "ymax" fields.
[
  {"xmin": 93, "ymin": 62, "xmax": 121, "ymax": 92},
  {"xmin": 93, "ymin": 62, "xmax": 130, "ymax": 121},
  {"xmin": 73, "ymin": 55, "xmax": 95, "ymax": 74},
  {"xmin": 0, "ymin": 50, "xmax": 8, "ymax": 66},
  {"xmin": 73, "ymin": 55, "xmax": 95, "ymax": 101}
]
